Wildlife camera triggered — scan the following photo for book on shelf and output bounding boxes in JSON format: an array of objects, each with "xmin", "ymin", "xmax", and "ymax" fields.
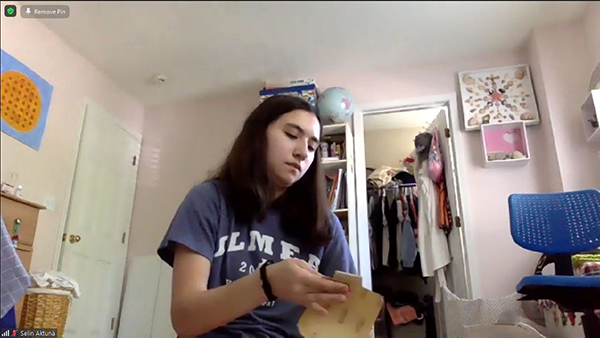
[
  {"xmin": 325, "ymin": 168, "xmax": 344, "ymax": 211},
  {"xmin": 320, "ymin": 136, "xmax": 346, "ymax": 160},
  {"xmin": 337, "ymin": 171, "xmax": 347, "ymax": 210}
]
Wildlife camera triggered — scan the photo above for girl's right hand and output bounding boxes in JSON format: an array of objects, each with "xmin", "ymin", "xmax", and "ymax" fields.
[{"xmin": 265, "ymin": 258, "xmax": 350, "ymax": 315}]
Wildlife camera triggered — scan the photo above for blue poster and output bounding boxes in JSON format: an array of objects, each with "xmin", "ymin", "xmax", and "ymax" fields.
[{"xmin": 1, "ymin": 49, "xmax": 53, "ymax": 151}]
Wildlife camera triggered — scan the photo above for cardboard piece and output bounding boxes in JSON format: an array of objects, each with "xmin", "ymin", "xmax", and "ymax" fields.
[{"xmin": 298, "ymin": 271, "xmax": 383, "ymax": 338}]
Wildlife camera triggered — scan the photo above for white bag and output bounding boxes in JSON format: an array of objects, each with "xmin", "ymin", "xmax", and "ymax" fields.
[
  {"xmin": 464, "ymin": 324, "xmax": 546, "ymax": 338},
  {"xmin": 442, "ymin": 285, "xmax": 523, "ymax": 338}
]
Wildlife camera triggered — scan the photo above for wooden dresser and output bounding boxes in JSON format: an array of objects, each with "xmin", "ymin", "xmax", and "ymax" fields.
[{"xmin": 1, "ymin": 192, "xmax": 45, "ymax": 322}]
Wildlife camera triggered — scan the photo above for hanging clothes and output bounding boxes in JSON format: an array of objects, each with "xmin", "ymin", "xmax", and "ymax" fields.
[
  {"xmin": 368, "ymin": 195, "xmax": 378, "ymax": 269},
  {"xmin": 386, "ymin": 198, "xmax": 400, "ymax": 270},
  {"xmin": 368, "ymin": 181, "xmax": 422, "ymax": 276},
  {"xmin": 395, "ymin": 199, "xmax": 403, "ymax": 272},
  {"xmin": 408, "ymin": 193, "xmax": 419, "ymax": 246},
  {"xmin": 369, "ymin": 194, "xmax": 383, "ymax": 271},
  {"xmin": 381, "ymin": 191, "xmax": 390, "ymax": 267},
  {"xmin": 417, "ymin": 160, "xmax": 451, "ymax": 279},
  {"xmin": 437, "ymin": 179, "xmax": 453, "ymax": 235},
  {"xmin": 401, "ymin": 218, "xmax": 418, "ymax": 268}
]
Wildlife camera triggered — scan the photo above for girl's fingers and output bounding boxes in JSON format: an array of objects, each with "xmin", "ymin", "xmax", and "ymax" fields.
[
  {"xmin": 305, "ymin": 292, "xmax": 347, "ymax": 307},
  {"xmin": 305, "ymin": 274, "xmax": 349, "ymax": 294},
  {"xmin": 309, "ymin": 301, "xmax": 330, "ymax": 316}
]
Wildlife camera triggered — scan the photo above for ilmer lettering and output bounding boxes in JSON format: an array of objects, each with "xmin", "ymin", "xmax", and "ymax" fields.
[{"xmin": 214, "ymin": 231, "xmax": 322, "ymax": 270}]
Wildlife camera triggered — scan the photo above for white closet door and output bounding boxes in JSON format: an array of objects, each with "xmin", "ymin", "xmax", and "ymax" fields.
[
  {"xmin": 58, "ymin": 102, "xmax": 141, "ymax": 338},
  {"xmin": 429, "ymin": 107, "xmax": 469, "ymax": 299},
  {"xmin": 117, "ymin": 256, "xmax": 161, "ymax": 338},
  {"xmin": 152, "ymin": 262, "xmax": 177, "ymax": 338},
  {"xmin": 350, "ymin": 113, "xmax": 373, "ymax": 290},
  {"xmin": 117, "ymin": 256, "xmax": 177, "ymax": 338}
]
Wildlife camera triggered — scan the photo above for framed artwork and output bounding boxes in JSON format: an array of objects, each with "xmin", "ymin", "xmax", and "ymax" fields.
[
  {"xmin": 458, "ymin": 64, "xmax": 539, "ymax": 131},
  {"xmin": 1, "ymin": 49, "xmax": 54, "ymax": 151},
  {"xmin": 481, "ymin": 121, "xmax": 530, "ymax": 167}
]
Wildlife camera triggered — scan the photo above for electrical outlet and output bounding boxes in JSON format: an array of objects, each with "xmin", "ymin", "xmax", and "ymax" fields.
[{"xmin": 44, "ymin": 195, "xmax": 56, "ymax": 211}]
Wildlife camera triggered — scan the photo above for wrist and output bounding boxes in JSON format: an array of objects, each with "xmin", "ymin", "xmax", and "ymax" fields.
[
  {"xmin": 250, "ymin": 270, "xmax": 269, "ymax": 304},
  {"xmin": 259, "ymin": 261, "xmax": 277, "ymax": 301}
]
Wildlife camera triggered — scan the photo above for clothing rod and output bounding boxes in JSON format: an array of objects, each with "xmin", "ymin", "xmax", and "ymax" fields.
[{"xmin": 367, "ymin": 183, "xmax": 417, "ymax": 190}]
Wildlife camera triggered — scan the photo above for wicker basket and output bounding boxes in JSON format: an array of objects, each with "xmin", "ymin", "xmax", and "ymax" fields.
[{"xmin": 19, "ymin": 288, "xmax": 72, "ymax": 337}]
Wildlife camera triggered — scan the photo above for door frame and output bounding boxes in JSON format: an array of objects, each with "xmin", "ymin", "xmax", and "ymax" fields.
[
  {"xmin": 51, "ymin": 98, "xmax": 142, "ymax": 270},
  {"xmin": 353, "ymin": 93, "xmax": 480, "ymax": 299}
]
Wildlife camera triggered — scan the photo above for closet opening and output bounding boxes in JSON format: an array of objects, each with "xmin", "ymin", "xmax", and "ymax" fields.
[{"xmin": 353, "ymin": 99, "xmax": 472, "ymax": 338}]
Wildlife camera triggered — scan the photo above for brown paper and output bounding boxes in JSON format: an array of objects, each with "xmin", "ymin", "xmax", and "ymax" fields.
[{"xmin": 298, "ymin": 271, "xmax": 383, "ymax": 338}]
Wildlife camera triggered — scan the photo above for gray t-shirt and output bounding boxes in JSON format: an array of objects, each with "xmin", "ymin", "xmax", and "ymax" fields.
[{"xmin": 157, "ymin": 181, "xmax": 356, "ymax": 338}]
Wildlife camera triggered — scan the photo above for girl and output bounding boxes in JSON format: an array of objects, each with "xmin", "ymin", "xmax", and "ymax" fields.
[{"xmin": 157, "ymin": 95, "xmax": 356, "ymax": 337}]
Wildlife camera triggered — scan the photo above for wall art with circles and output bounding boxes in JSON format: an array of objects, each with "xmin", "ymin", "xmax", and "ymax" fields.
[{"xmin": 1, "ymin": 49, "xmax": 54, "ymax": 151}]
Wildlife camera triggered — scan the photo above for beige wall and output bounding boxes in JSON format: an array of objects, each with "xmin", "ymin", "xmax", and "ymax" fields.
[
  {"xmin": 1, "ymin": 17, "xmax": 144, "ymax": 271},
  {"xmin": 364, "ymin": 127, "xmax": 422, "ymax": 169}
]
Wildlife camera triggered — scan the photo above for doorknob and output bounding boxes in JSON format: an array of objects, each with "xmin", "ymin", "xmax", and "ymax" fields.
[{"xmin": 69, "ymin": 235, "xmax": 82, "ymax": 243}]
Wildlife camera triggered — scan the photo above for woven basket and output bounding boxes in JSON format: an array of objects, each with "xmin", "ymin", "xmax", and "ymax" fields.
[{"xmin": 19, "ymin": 288, "xmax": 72, "ymax": 337}]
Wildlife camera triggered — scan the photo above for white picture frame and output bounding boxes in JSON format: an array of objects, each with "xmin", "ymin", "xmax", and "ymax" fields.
[{"xmin": 458, "ymin": 64, "xmax": 539, "ymax": 131}]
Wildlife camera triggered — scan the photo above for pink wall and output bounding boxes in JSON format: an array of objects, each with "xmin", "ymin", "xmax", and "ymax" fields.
[
  {"xmin": 1, "ymin": 17, "xmax": 144, "ymax": 271},
  {"xmin": 529, "ymin": 19, "xmax": 600, "ymax": 191},
  {"xmin": 584, "ymin": 2, "xmax": 600, "ymax": 69},
  {"xmin": 127, "ymin": 87, "xmax": 257, "ymax": 259},
  {"xmin": 130, "ymin": 48, "xmax": 549, "ymax": 298},
  {"xmin": 129, "ymin": 8, "xmax": 599, "ymax": 300},
  {"xmin": 317, "ymin": 50, "xmax": 552, "ymax": 298}
]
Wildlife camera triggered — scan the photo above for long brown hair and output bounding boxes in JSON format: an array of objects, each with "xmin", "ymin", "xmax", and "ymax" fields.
[{"xmin": 211, "ymin": 95, "xmax": 333, "ymax": 247}]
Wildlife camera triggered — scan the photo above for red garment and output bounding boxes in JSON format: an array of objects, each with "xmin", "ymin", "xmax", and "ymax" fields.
[
  {"xmin": 409, "ymin": 194, "xmax": 419, "ymax": 244},
  {"xmin": 437, "ymin": 180, "xmax": 453, "ymax": 235},
  {"xmin": 386, "ymin": 303, "xmax": 419, "ymax": 326}
]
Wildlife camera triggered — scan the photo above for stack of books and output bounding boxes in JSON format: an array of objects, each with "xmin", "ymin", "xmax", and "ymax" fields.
[
  {"xmin": 259, "ymin": 78, "xmax": 318, "ymax": 107},
  {"xmin": 325, "ymin": 169, "xmax": 347, "ymax": 211},
  {"xmin": 320, "ymin": 136, "xmax": 345, "ymax": 160}
]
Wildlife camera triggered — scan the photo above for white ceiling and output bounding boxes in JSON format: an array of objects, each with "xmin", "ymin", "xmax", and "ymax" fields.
[
  {"xmin": 32, "ymin": 1, "xmax": 589, "ymax": 106},
  {"xmin": 364, "ymin": 108, "xmax": 440, "ymax": 131}
]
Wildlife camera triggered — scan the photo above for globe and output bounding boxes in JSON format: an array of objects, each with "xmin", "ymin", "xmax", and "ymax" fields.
[{"xmin": 317, "ymin": 87, "xmax": 355, "ymax": 124}]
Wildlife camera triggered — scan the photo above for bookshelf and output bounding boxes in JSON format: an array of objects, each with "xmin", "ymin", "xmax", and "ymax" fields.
[
  {"xmin": 323, "ymin": 123, "xmax": 346, "ymax": 136},
  {"xmin": 333, "ymin": 208, "xmax": 348, "ymax": 220},
  {"xmin": 321, "ymin": 121, "xmax": 358, "ymax": 265},
  {"xmin": 322, "ymin": 126, "xmax": 348, "ymax": 214},
  {"xmin": 321, "ymin": 158, "xmax": 347, "ymax": 171}
]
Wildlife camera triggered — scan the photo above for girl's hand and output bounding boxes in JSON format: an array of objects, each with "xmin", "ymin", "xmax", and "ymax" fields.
[{"xmin": 265, "ymin": 258, "xmax": 350, "ymax": 315}]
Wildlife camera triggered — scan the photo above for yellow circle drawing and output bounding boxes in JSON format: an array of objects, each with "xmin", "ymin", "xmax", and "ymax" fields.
[{"xmin": 1, "ymin": 70, "xmax": 42, "ymax": 133}]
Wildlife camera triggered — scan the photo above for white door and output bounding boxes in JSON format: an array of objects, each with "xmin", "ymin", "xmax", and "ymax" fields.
[
  {"xmin": 59, "ymin": 102, "xmax": 141, "ymax": 338},
  {"xmin": 350, "ymin": 115, "xmax": 373, "ymax": 290},
  {"xmin": 117, "ymin": 256, "xmax": 177, "ymax": 338},
  {"xmin": 429, "ymin": 107, "xmax": 470, "ymax": 299},
  {"xmin": 344, "ymin": 122, "xmax": 361, "ymax": 280},
  {"xmin": 352, "ymin": 101, "xmax": 471, "ymax": 296}
]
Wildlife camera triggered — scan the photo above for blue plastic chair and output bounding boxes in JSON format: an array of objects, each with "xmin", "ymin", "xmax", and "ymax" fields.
[{"xmin": 509, "ymin": 189, "xmax": 600, "ymax": 338}]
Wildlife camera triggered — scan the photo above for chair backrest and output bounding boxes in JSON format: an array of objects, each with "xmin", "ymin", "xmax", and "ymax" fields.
[{"xmin": 509, "ymin": 190, "xmax": 600, "ymax": 254}]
